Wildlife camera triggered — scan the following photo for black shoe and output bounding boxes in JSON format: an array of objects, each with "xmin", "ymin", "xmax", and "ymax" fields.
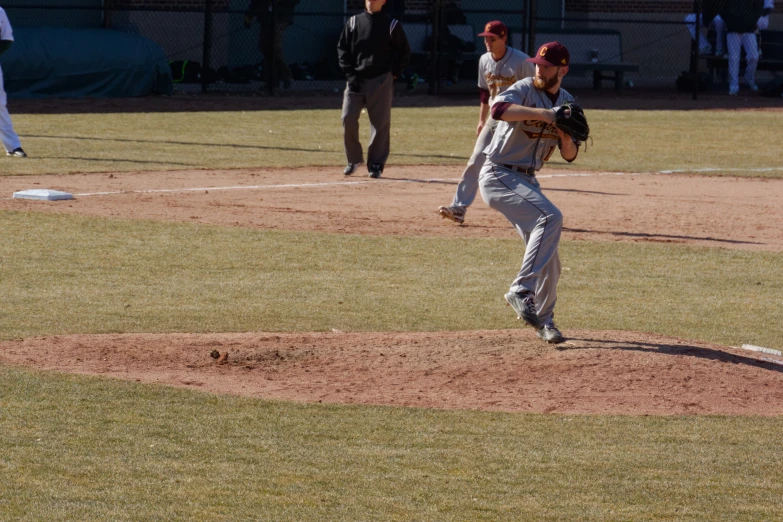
[
  {"xmin": 368, "ymin": 163, "xmax": 383, "ymax": 178},
  {"xmin": 7, "ymin": 147, "xmax": 27, "ymax": 158},
  {"xmin": 536, "ymin": 323, "xmax": 565, "ymax": 344},
  {"xmin": 504, "ymin": 290, "xmax": 540, "ymax": 328},
  {"xmin": 344, "ymin": 163, "xmax": 358, "ymax": 176}
]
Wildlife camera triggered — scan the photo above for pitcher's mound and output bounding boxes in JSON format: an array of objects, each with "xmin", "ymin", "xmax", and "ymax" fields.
[{"xmin": 2, "ymin": 329, "xmax": 782, "ymax": 416}]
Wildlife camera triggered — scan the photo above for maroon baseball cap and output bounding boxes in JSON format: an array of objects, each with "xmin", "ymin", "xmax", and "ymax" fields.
[
  {"xmin": 527, "ymin": 41, "xmax": 570, "ymax": 67},
  {"xmin": 478, "ymin": 20, "xmax": 507, "ymax": 38}
]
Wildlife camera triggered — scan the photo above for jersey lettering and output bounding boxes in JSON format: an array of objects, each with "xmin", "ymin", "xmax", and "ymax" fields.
[{"xmin": 522, "ymin": 130, "xmax": 559, "ymax": 140}]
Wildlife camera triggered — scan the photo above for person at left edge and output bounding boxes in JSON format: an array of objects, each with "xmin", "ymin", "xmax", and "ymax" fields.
[
  {"xmin": 337, "ymin": 0, "xmax": 410, "ymax": 179},
  {"xmin": 0, "ymin": 6, "xmax": 26, "ymax": 158}
]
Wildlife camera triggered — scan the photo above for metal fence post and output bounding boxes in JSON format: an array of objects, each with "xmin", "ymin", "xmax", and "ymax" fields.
[
  {"xmin": 690, "ymin": 0, "xmax": 700, "ymax": 100},
  {"xmin": 429, "ymin": 0, "xmax": 442, "ymax": 95},
  {"xmin": 527, "ymin": 0, "xmax": 537, "ymax": 57},
  {"xmin": 269, "ymin": 0, "xmax": 278, "ymax": 96},
  {"xmin": 103, "ymin": 0, "xmax": 113, "ymax": 29},
  {"xmin": 202, "ymin": 0, "xmax": 214, "ymax": 93}
]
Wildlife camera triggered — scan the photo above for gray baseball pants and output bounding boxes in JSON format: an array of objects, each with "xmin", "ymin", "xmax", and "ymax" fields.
[
  {"xmin": 341, "ymin": 72, "xmax": 393, "ymax": 167},
  {"xmin": 451, "ymin": 118, "xmax": 496, "ymax": 210},
  {"xmin": 479, "ymin": 162, "xmax": 562, "ymax": 325}
]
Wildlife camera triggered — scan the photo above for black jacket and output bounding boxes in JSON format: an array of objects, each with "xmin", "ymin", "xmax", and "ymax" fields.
[
  {"xmin": 337, "ymin": 11, "xmax": 411, "ymax": 80},
  {"xmin": 714, "ymin": 0, "xmax": 764, "ymax": 33}
]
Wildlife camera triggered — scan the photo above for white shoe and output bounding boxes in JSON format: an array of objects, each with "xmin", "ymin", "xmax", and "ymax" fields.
[{"xmin": 437, "ymin": 205, "xmax": 465, "ymax": 224}]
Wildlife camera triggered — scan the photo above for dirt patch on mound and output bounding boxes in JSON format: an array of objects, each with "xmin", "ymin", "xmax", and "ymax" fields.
[{"xmin": 2, "ymin": 330, "xmax": 782, "ymax": 415}]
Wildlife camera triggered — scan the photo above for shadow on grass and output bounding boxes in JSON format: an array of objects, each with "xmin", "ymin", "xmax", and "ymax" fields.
[
  {"xmin": 546, "ymin": 187, "xmax": 627, "ymax": 196},
  {"xmin": 31, "ymin": 156, "xmax": 199, "ymax": 167},
  {"xmin": 562, "ymin": 226, "xmax": 764, "ymax": 246},
  {"xmin": 24, "ymin": 134, "xmax": 463, "ymax": 161},
  {"xmin": 560, "ymin": 335, "xmax": 783, "ymax": 373}
]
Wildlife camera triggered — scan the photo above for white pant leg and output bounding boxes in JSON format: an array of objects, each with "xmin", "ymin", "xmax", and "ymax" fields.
[
  {"xmin": 0, "ymin": 105, "xmax": 21, "ymax": 152},
  {"xmin": 451, "ymin": 118, "xmax": 495, "ymax": 209},
  {"xmin": 0, "ymin": 67, "xmax": 21, "ymax": 153},
  {"xmin": 684, "ymin": 13, "xmax": 699, "ymax": 41},
  {"xmin": 742, "ymin": 33, "xmax": 759, "ymax": 85},
  {"xmin": 684, "ymin": 13, "xmax": 711, "ymax": 52},
  {"xmin": 713, "ymin": 15, "xmax": 726, "ymax": 54}
]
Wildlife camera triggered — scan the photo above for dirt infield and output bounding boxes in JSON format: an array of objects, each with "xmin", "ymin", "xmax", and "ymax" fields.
[{"xmin": 2, "ymin": 165, "xmax": 783, "ymax": 415}]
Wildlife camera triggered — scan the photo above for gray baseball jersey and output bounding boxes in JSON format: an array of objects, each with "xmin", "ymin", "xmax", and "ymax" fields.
[
  {"xmin": 479, "ymin": 47, "xmax": 536, "ymax": 102},
  {"xmin": 484, "ymin": 77, "xmax": 575, "ymax": 170}
]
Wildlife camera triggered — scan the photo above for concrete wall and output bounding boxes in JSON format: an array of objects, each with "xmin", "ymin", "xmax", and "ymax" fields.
[{"xmin": 6, "ymin": 1, "xmax": 104, "ymax": 28}]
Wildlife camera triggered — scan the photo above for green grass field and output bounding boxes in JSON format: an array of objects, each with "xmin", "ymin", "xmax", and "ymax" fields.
[
  {"xmin": 5, "ymin": 107, "xmax": 783, "ymax": 177},
  {"xmin": 2, "ymin": 104, "xmax": 782, "ymax": 520}
]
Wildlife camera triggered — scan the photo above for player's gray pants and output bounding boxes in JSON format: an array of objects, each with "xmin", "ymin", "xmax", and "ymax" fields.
[
  {"xmin": 451, "ymin": 118, "xmax": 496, "ymax": 210},
  {"xmin": 341, "ymin": 72, "xmax": 393, "ymax": 167},
  {"xmin": 479, "ymin": 162, "xmax": 562, "ymax": 325}
]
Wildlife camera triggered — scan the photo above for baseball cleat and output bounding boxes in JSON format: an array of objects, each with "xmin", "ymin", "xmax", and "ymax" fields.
[
  {"xmin": 344, "ymin": 163, "xmax": 359, "ymax": 176},
  {"xmin": 368, "ymin": 163, "xmax": 383, "ymax": 178},
  {"xmin": 438, "ymin": 205, "xmax": 465, "ymax": 224},
  {"xmin": 748, "ymin": 81, "xmax": 760, "ymax": 92},
  {"xmin": 7, "ymin": 147, "xmax": 27, "ymax": 158},
  {"xmin": 536, "ymin": 323, "xmax": 565, "ymax": 344},
  {"xmin": 504, "ymin": 291, "xmax": 540, "ymax": 328}
]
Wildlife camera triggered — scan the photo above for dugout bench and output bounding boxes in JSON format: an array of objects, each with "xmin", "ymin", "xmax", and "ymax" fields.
[
  {"xmin": 511, "ymin": 28, "xmax": 639, "ymax": 92},
  {"xmin": 701, "ymin": 30, "xmax": 783, "ymax": 90}
]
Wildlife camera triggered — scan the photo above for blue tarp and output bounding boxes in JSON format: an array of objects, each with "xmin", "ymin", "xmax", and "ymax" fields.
[{"xmin": 1, "ymin": 28, "xmax": 173, "ymax": 98}]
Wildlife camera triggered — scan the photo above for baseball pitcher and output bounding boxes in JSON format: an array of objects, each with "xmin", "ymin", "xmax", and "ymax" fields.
[{"xmin": 479, "ymin": 41, "xmax": 587, "ymax": 344}]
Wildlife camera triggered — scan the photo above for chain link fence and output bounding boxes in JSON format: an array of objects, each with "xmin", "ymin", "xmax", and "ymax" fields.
[{"xmin": 4, "ymin": 1, "xmax": 780, "ymax": 97}]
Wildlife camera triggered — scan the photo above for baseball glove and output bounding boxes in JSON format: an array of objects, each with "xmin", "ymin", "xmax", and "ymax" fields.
[{"xmin": 553, "ymin": 102, "xmax": 590, "ymax": 142}]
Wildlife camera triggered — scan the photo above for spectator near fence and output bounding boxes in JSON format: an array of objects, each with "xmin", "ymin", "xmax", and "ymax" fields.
[
  {"xmin": 718, "ymin": 0, "xmax": 764, "ymax": 95},
  {"xmin": 244, "ymin": 0, "xmax": 299, "ymax": 90}
]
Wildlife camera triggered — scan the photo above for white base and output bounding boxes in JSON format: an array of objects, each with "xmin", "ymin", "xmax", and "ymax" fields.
[
  {"xmin": 740, "ymin": 344, "xmax": 782, "ymax": 357},
  {"xmin": 13, "ymin": 189, "xmax": 74, "ymax": 201}
]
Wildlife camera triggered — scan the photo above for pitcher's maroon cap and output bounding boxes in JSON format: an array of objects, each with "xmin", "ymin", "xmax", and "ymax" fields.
[
  {"xmin": 526, "ymin": 41, "xmax": 570, "ymax": 66},
  {"xmin": 478, "ymin": 21, "xmax": 507, "ymax": 38}
]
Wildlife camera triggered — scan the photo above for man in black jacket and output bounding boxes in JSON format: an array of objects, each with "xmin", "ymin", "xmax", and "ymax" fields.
[
  {"xmin": 337, "ymin": 0, "xmax": 411, "ymax": 178},
  {"xmin": 716, "ymin": 0, "xmax": 764, "ymax": 94}
]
